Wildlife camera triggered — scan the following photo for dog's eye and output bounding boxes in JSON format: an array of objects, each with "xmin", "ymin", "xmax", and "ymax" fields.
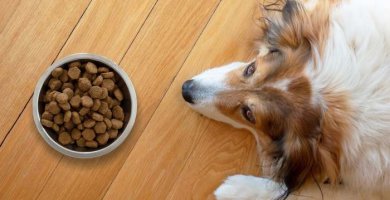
[
  {"xmin": 269, "ymin": 48, "xmax": 280, "ymax": 55},
  {"xmin": 241, "ymin": 106, "xmax": 256, "ymax": 124},
  {"xmin": 243, "ymin": 62, "xmax": 256, "ymax": 77}
]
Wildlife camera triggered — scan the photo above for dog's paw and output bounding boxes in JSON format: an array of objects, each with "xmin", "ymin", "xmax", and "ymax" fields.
[{"xmin": 214, "ymin": 175, "xmax": 284, "ymax": 200}]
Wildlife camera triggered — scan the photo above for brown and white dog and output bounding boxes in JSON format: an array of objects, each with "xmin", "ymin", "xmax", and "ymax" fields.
[{"xmin": 182, "ymin": 0, "xmax": 390, "ymax": 199}]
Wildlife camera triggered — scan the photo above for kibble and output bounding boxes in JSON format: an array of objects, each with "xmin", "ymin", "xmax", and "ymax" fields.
[
  {"xmin": 85, "ymin": 62, "xmax": 97, "ymax": 74},
  {"xmin": 63, "ymin": 88, "xmax": 74, "ymax": 99},
  {"xmin": 71, "ymin": 129, "xmax": 81, "ymax": 140},
  {"xmin": 41, "ymin": 119, "xmax": 53, "ymax": 128},
  {"xmin": 89, "ymin": 86, "xmax": 103, "ymax": 99},
  {"xmin": 48, "ymin": 78, "xmax": 62, "ymax": 90},
  {"xmin": 40, "ymin": 61, "xmax": 126, "ymax": 149},
  {"xmin": 91, "ymin": 99, "xmax": 101, "ymax": 111},
  {"xmin": 82, "ymin": 129, "xmax": 96, "ymax": 141},
  {"xmin": 64, "ymin": 111, "xmax": 71, "ymax": 123},
  {"xmin": 47, "ymin": 101, "xmax": 61, "ymax": 115},
  {"xmin": 81, "ymin": 96, "xmax": 93, "ymax": 108},
  {"xmin": 85, "ymin": 140, "xmax": 98, "ymax": 148},
  {"xmin": 58, "ymin": 132, "xmax": 72, "ymax": 145},
  {"xmin": 101, "ymin": 79, "xmax": 115, "ymax": 92},
  {"xmin": 93, "ymin": 75, "xmax": 103, "ymax": 86},
  {"xmin": 113, "ymin": 88, "xmax": 124, "ymax": 101},
  {"xmin": 96, "ymin": 133, "xmax": 109, "ymax": 145},
  {"xmin": 83, "ymin": 119, "xmax": 96, "ymax": 128},
  {"xmin": 111, "ymin": 119, "xmax": 123, "ymax": 130},
  {"xmin": 94, "ymin": 122, "xmax": 107, "ymax": 134},
  {"xmin": 53, "ymin": 113, "xmax": 64, "ymax": 125},
  {"xmin": 92, "ymin": 112, "xmax": 104, "ymax": 121},
  {"xmin": 70, "ymin": 95, "xmax": 81, "ymax": 108},
  {"xmin": 42, "ymin": 111, "xmax": 53, "ymax": 121},
  {"xmin": 51, "ymin": 68, "xmax": 63, "ymax": 78},
  {"xmin": 78, "ymin": 78, "xmax": 92, "ymax": 92},
  {"xmin": 68, "ymin": 67, "xmax": 81, "ymax": 80}
]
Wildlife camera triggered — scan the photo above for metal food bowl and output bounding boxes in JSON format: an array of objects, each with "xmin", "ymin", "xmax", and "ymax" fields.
[{"xmin": 33, "ymin": 53, "xmax": 137, "ymax": 158}]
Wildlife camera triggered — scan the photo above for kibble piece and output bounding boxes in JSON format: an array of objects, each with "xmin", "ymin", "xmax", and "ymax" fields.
[
  {"xmin": 68, "ymin": 67, "xmax": 81, "ymax": 80},
  {"xmin": 77, "ymin": 123, "xmax": 84, "ymax": 130},
  {"xmin": 70, "ymin": 95, "xmax": 81, "ymax": 108},
  {"xmin": 81, "ymin": 96, "xmax": 93, "ymax": 108},
  {"xmin": 111, "ymin": 119, "xmax": 123, "ymax": 129},
  {"xmin": 48, "ymin": 91, "xmax": 60, "ymax": 102},
  {"xmin": 112, "ymin": 106, "xmax": 124, "ymax": 120},
  {"xmin": 76, "ymin": 138, "xmax": 86, "ymax": 147},
  {"xmin": 83, "ymin": 119, "xmax": 96, "ymax": 128},
  {"xmin": 58, "ymin": 132, "xmax": 72, "ymax": 145},
  {"xmin": 42, "ymin": 111, "xmax": 53, "ymax": 121},
  {"xmin": 85, "ymin": 62, "xmax": 98, "ymax": 74},
  {"xmin": 71, "ymin": 112, "xmax": 81, "ymax": 124},
  {"xmin": 53, "ymin": 113, "xmax": 64, "ymax": 125},
  {"xmin": 62, "ymin": 82, "xmax": 74, "ymax": 90},
  {"xmin": 47, "ymin": 101, "xmax": 61, "ymax": 115},
  {"xmin": 52, "ymin": 124, "xmax": 60, "ymax": 132},
  {"xmin": 101, "ymin": 79, "xmax": 115, "ymax": 92},
  {"xmin": 79, "ymin": 107, "xmax": 90, "ymax": 116},
  {"xmin": 89, "ymin": 86, "xmax": 103, "ymax": 99},
  {"xmin": 63, "ymin": 88, "xmax": 74, "ymax": 99},
  {"xmin": 108, "ymin": 129, "xmax": 118, "ymax": 139},
  {"xmin": 92, "ymin": 75, "xmax": 103, "ymax": 86},
  {"xmin": 96, "ymin": 133, "xmax": 109, "ymax": 145},
  {"xmin": 59, "ymin": 69, "xmax": 69, "ymax": 82},
  {"xmin": 98, "ymin": 67, "xmax": 109, "ymax": 73},
  {"xmin": 98, "ymin": 102, "xmax": 109, "ymax": 115},
  {"xmin": 51, "ymin": 68, "xmax": 64, "ymax": 78},
  {"xmin": 104, "ymin": 110, "xmax": 112, "ymax": 119},
  {"xmin": 101, "ymin": 88, "xmax": 108, "ymax": 99},
  {"xmin": 94, "ymin": 121, "xmax": 107, "ymax": 134},
  {"xmin": 78, "ymin": 78, "xmax": 92, "ymax": 92},
  {"xmin": 64, "ymin": 121, "xmax": 75, "ymax": 130},
  {"xmin": 59, "ymin": 102, "xmax": 71, "ymax": 111},
  {"xmin": 112, "ymin": 99, "xmax": 120, "ymax": 108},
  {"xmin": 69, "ymin": 61, "xmax": 81, "ymax": 68},
  {"xmin": 82, "ymin": 129, "xmax": 96, "ymax": 141},
  {"xmin": 82, "ymin": 72, "xmax": 96, "ymax": 81},
  {"xmin": 63, "ymin": 111, "xmax": 71, "ymax": 122},
  {"xmin": 48, "ymin": 78, "xmax": 62, "ymax": 90},
  {"xmin": 71, "ymin": 129, "xmax": 81, "ymax": 140},
  {"xmin": 85, "ymin": 140, "xmax": 98, "ymax": 148},
  {"xmin": 91, "ymin": 99, "xmax": 101, "ymax": 111},
  {"xmin": 101, "ymin": 72, "xmax": 114, "ymax": 79},
  {"xmin": 104, "ymin": 118, "xmax": 112, "ymax": 129},
  {"xmin": 41, "ymin": 119, "xmax": 53, "ymax": 128},
  {"xmin": 113, "ymin": 88, "xmax": 124, "ymax": 101},
  {"xmin": 55, "ymin": 93, "xmax": 68, "ymax": 104},
  {"xmin": 92, "ymin": 112, "xmax": 104, "ymax": 121}
]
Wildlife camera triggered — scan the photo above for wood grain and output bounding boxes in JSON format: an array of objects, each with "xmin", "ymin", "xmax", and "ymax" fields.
[
  {"xmin": 0, "ymin": 0, "xmax": 158, "ymax": 199},
  {"xmin": 35, "ymin": 0, "xmax": 221, "ymax": 199},
  {"xmin": 0, "ymin": 0, "xmax": 91, "ymax": 144},
  {"xmin": 103, "ymin": 0, "xmax": 261, "ymax": 199}
]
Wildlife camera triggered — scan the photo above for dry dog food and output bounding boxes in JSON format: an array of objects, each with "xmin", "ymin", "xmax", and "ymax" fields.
[{"xmin": 41, "ymin": 61, "xmax": 126, "ymax": 149}]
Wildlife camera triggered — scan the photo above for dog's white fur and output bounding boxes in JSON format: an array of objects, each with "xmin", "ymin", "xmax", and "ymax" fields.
[{"xmin": 187, "ymin": 0, "xmax": 390, "ymax": 199}]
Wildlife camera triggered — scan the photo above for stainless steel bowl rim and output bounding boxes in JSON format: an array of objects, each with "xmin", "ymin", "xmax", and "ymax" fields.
[{"xmin": 32, "ymin": 53, "xmax": 137, "ymax": 158}]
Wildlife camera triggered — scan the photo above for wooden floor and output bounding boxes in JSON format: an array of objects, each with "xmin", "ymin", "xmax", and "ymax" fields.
[{"xmin": 0, "ymin": 0, "xmax": 381, "ymax": 199}]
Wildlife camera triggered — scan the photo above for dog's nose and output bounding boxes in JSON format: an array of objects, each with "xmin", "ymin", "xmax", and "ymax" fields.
[{"xmin": 182, "ymin": 79, "xmax": 195, "ymax": 104}]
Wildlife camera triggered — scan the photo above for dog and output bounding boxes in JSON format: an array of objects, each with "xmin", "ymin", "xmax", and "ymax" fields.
[{"xmin": 181, "ymin": 0, "xmax": 390, "ymax": 199}]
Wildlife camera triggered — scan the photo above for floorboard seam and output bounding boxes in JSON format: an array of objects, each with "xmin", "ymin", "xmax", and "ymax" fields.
[{"xmin": 34, "ymin": 156, "xmax": 64, "ymax": 200}]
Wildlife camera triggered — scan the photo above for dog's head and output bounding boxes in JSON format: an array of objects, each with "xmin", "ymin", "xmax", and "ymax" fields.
[{"xmin": 182, "ymin": 0, "xmax": 340, "ymax": 198}]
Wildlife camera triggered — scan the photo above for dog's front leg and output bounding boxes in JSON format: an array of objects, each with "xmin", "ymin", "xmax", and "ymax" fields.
[{"xmin": 214, "ymin": 175, "xmax": 285, "ymax": 200}]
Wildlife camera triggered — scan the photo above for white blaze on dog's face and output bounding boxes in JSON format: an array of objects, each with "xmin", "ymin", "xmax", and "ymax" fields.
[{"xmin": 182, "ymin": 0, "xmax": 341, "ymax": 198}]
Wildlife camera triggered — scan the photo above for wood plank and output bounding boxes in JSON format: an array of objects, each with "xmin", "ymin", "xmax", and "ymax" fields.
[
  {"xmin": 35, "ymin": 0, "xmax": 221, "ymax": 199},
  {"xmin": 0, "ymin": 0, "xmax": 158, "ymax": 199},
  {"xmin": 0, "ymin": 0, "xmax": 21, "ymax": 33},
  {"xmin": 0, "ymin": 0, "xmax": 91, "ymax": 144},
  {"xmin": 103, "ymin": 0, "xmax": 262, "ymax": 199}
]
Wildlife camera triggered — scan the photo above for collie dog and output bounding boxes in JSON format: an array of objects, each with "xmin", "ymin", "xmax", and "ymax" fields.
[{"xmin": 182, "ymin": 0, "xmax": 390, "ymax": 199}]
